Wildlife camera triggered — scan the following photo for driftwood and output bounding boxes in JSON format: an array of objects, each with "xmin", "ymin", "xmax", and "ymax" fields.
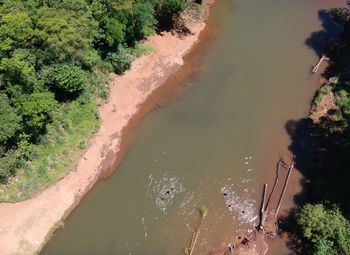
[
  {"xmin": 259, "ymin": 184, "xmax": 268, "ymax": 229},
  {"xmin": 220, "ymin": 155, "xmax": 296, "ymax": 255},
  {"xmin": 265, "ymin": 158, "xmax": 285, "ymax": 212},
  {"xmin": 275, "ymin": 155, "xmax": 295, "ymax": 217},
  {"xmin": 312, "ymin": 55, "xmax": 330, "ymax": 73},
  {"xmin": 258, "ymin": 155, "xmax": 295, "ymax": 237}
]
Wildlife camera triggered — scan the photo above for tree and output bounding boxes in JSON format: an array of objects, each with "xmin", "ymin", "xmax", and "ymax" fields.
[
  {"xmin": 18, "ymin": 91, "xmax": 58, "ymax": 132},
  {"xmin": 36, "ymin": 7, "xmax": 97, "ymax": 65},
  {"xmin": 297, "ymin": 204, "xmax": 350, "ymax": 255},
  {"xmin": 106, "ymin": 0, "xmax": 134, "ymax": 12},
  {"xmin": 0, "ymin": 49, "xmax": 39, "ymax": 93},
  {"xmin": 105, "ymin": 17, "xmax": 126, "ymax": 49},
  {"xmin": 0, "ymin": 11, "xmax": 34, "ymax": 57},
  {"xmin": 0, "ymin": 93, "xmax": 22, "ymax": 145},
  {"xmin": 134, "ymin": 1, "xmax": 157, "ymax": 39},
  {"xmin": 42, "ymin": 64, "xmax": 88, "ymax": 93},
  {"xmin": 41, "ymin": 0, "xmax": 91, "ymax": 13}
]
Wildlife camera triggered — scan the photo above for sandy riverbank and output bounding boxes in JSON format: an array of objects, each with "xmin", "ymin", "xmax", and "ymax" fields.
[{"xmin": 0, "ymin": 2, "xmax": 215, "ymax": 254}]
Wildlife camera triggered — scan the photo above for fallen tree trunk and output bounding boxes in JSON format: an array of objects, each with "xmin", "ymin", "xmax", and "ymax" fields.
[
  {"xmin": 259, "ymin": 184, "xmax": 268, "ymax": 229},
  {"xmin": 275, "ymin": 155, "xmax": 295, "ymax": 218}
]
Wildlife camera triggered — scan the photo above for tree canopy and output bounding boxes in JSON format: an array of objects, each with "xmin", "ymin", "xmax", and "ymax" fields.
[
  {"xmin": 0, "ymin": 0, "xmax": 195, "ymax": 183},
  {"xmin": 0, "ymin": 93, "xmax": 21, "ymax": 145}
]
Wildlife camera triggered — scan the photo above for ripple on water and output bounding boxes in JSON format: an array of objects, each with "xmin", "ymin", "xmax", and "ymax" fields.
[
  {"xmin": 220, "ymin": 159, "xmax": 259, "ymax": 228},
  {"xmin": 146, "ymin": 173, "xmax": 185, "ymax": 213}
]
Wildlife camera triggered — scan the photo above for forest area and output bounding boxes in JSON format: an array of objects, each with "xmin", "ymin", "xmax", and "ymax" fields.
[
  {"xmin": 286, "ymin": 6, "xmax": 350, "ymax": 255},
  {"xmin": 0, "ymin": 0, "xmax": 200, "ymax": 201}
]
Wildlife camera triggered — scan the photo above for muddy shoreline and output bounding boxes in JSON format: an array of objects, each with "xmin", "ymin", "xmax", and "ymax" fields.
[{"xmin": 0, "ymin": 2, "xmax": 217, "ymax": 254}]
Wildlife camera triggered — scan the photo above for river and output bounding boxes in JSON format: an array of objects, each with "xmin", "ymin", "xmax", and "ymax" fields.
[{"xmin": 41, "ymin": 0, "xmax": 346, "ymax": 254}]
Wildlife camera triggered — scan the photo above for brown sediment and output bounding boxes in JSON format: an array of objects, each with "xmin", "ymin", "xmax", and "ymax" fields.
[{"xmin": 0, "ymin": 2, "xmax": 217, "ymax": 255}]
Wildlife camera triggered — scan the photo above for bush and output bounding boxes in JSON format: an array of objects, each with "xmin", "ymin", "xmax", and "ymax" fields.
[
  {"xmin": 131, "ymin": 42, "xmax": 154, "ymax": 58},
  {"xmin": 106, "ymin": 46, "xmax": 133, "ymax": 74},
  {"xmin": 42, "ymin": 64, "xmax": 88, "ymax": 93},
  {"xmin": 18, "ymin": 91, "xmax": 58, "ymax": 132},
  {"xmin": 0, "ymin": 150, "xmax": 22, "ymax": 182},
  {"xmin": 0, "ymin": 93, "xmax": 22, "ymax": 145},
  {"xmin": 156, "ymin": 0, "xmax": 187, "ymax": 28},
  {"xmin": 134, "ymin": 1, "xmax": 157, "ymax": 39}
]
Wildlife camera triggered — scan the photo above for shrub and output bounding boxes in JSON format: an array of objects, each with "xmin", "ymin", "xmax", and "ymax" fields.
[
  {"xmin": 106, "ymin": 46, "xmax": 133, "ymax": 74},
  {"xmin": 0, "ymin": 150, "xmax": 22, "ymax": 182},
  {"xmin": 156, "ymin": 0, "xmax": 187, "ymax": 28},
  {"xmin": 0, "ymin": 93, "xmax": 22, "ymax": 145},
  {"xmin": 42, "ymin": 64, "xmax": 88, "ymax": 93}
]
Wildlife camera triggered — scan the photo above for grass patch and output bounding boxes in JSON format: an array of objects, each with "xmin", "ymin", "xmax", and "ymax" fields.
[
  {"xmin": 0, "ymin": 101, "xmax": 100, "ymax": 202},
  {"xmin": 130, "ymin": 42, "xmax": 154, "ymax": 58}
]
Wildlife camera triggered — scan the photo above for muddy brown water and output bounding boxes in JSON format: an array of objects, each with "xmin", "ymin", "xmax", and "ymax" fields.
[{"xmin": 41, "ymin": 0, "xmax": 346, "ymax": 254}]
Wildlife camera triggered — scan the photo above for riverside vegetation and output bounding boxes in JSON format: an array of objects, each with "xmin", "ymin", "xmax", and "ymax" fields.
[
  {"xmin": 286, "ymin": 7, "xmax": 350, "ymax": 255},
  {"xmin": 0, "ymin": 0, "xmax": 201, "ymax": 201}
]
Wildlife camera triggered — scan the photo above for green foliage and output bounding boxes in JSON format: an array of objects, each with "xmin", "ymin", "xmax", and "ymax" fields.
[
  {"xmin": 0, "ymin": 0, "xmax": 193, "ymax": 197},
  {"xmin": 199, "ymin": 206, "xmax": 208, "ymax": 217},
  {"xmin": 36, "ymin": 7, "xmax": 96, "ymax": 64},
  {"xmin": 0, "ymin": 11, "xmax": 34, "ymax": 57},
  {"xmin": 0, "ymin": 0, "xmax": 39, "ymax": 15},
  {"xmin": 330, "ymin": 8, "xmax": 350, "ymax": 23},
  {"xmin": 314, "ymin": 239, "xmax": 338, "ymax": 255},
  {"xmin": 0, "ymin": 49, "xmax": 39, "ymax": 92},
  {"xmin": 18, "ymin": 92, "xmax": 58, "ymax": 132},
  {"xmin": 0, "ymin": 101, "xmax": 100, "ymax": 201},
  {"xmin": 131, "ymin": 42, "xmax": 154, "ymax": 58},
  {"xmin": 156, "ymin": 0, "xmax": 187, "ymax": 21},
  {"xmin": 312, "ymin": 83, "xmax": 333, "ymax": 107},
  {"xmin": 298, "ymin": 204, "xmax": 350, "ymax": 255},
  {"xmin": 0, "ymin": 94, "xmax": 22, "ymax": 145},
  {"xmin": 107, "ymin": 46, "xmax": 133, "ymax": 74},
  {"xmin": 105, "ymin": 17, "xmax": 126, "ymax": 48},
  {"xmin": 41, "ymin": 0, "xmax": 91, "ymax": 13},
  {"xmin": 42, "ymin": 64, "xmax": 88, "ymax": 93},
  {"xmin": 0, "ymin": 150, "xmax": 22, "ymax": 182},
  {"xmin": 134, "ymin": 1, "xmax": 158, "ymax": 38},
  {"xmin": 107, "ymin": 0, "xmax": 134, "ymax": 12}
]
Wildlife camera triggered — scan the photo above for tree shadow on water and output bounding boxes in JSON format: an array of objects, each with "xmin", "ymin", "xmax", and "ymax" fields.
[
  {"xmin": 286, "ymin": 116, "xmax": 350, "ymax": 214},
  {"xmin": 276, "ymin": 118, "xmax": 322, "ymax": 254},
  {"xmin": 285, "ymin": 118, "xmax": 315, "ymax": 178},
  {"xmin": 305, "ymin": 9, "xmax": 345, "ymax": 57},
  {"xmin": 281, "ymin": 115, "xmax": 350, "ymax": 254}
]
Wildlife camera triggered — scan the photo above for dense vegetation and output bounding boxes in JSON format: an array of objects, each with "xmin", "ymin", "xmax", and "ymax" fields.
[
  {"xmin": 287, "ymin": 7, "xmax": 350, "ymax": 255},
  {"xmin": 0, "ymin": 0, "xmax": 196, "ymax": 201}
]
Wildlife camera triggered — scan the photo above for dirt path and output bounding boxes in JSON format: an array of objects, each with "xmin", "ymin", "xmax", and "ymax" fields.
[{"xmin": 0, "ymin": 2, "xmax": 214, "ymax": 254}]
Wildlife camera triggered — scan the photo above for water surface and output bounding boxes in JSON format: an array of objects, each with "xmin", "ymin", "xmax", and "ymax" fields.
[{"xmin": 42, "ymin": 0, "xmax": 346, "ymax": 254}]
